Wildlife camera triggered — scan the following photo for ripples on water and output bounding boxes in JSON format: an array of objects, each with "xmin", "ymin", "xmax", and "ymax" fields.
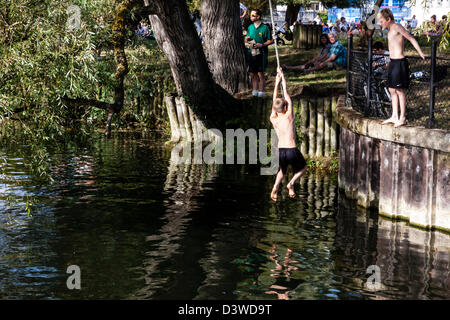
[{"xmin": 0, "ymin": 132, "xmax": 449, "ymax": 300}]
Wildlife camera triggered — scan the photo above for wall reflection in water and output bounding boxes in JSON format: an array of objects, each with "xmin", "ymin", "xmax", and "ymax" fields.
[{"xmin": 335, "ymin": 197, "xmax": 450, "ymax": 299}]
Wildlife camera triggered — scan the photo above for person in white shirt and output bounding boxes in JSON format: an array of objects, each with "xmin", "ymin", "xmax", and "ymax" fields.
[
  {"xmin": 410, "ymin": 15, "xmax": 418, "ymax": 29},
  {"xmin": 400, "ymin": 18, "xmax": 408, "ymax": 28},
  {"xmin": 340, "ymin": 17, "xmax": 349, "ymax": 32},
  {"xmin": 314, "ymin": 15, "xmax": 322, "ymax": 25}
]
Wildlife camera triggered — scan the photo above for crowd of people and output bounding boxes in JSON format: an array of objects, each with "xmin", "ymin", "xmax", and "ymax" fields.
[
  {"xmin": 240, "ymin": 8, "xmax": 350, "ymax": 97},
  {"xmin": 135, "ymin": 22, "xmax": 155, "ymax": 40},
  {"xmin": 135, "ymin": 6, "xmax": 442, "ymax": 105}
]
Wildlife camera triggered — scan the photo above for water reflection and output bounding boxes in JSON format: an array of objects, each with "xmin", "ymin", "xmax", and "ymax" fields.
[
  {"xmin": 0, "ymin": 133, "xmax": 449, "ymax": 299},
  {"xmin": 133, "ymin": 159, "xmax": 219, "ymax": 299},
  {"xmin": 335, "ymin": 197, "xmax": 450, "ymax": 299}
]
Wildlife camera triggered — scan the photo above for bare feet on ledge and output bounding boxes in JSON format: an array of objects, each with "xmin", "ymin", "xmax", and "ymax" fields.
[
  {"xmin": 287, "ymin": 183, "xmax": 296, "ymax": 198},
  {"xmin": 382, "ymin": 117, "xmax": 398, "ymax": 125},
  {"xmin": 394, "ymin": 118, "xmax": 408, "ymax": 128},
  {"xmin": 271, "ymin": 188, "xmax": 278, "ymax": 201}
]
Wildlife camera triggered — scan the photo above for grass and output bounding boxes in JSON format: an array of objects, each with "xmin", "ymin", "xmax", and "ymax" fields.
[{"xmin": 264, "ymin": 44, "xmax": 347, "ymax": 98}]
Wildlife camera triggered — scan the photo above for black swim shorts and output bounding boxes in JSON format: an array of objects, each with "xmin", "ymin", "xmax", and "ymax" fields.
[
  {"xmin": 248, "ymin": 53, "xmax": 264, "ymax": 73},
  {"xmin": 279, "ymin": 148, "xmax": 307, "ymax": 175},
  {"xmin": 388, "ymin": 58, "xmax": 410, "ymax": 89}
]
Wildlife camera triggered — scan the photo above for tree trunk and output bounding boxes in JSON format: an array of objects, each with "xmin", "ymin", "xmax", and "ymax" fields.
[
  {"xmin": 201, "ymin": 0, "xmax": 248, "ymax": 94},
  {"xmin": 148, "ymin": 0, "xmax": 240, "ymax": 131},
  {"xmin": 285, "ymin": 4, "xmax": 301, "ymax": 26}
]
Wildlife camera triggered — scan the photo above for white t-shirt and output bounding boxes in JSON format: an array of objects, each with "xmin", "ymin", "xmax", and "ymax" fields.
[
  {"xmin": 410, "ymin": 18, "xmax": 418, "ymax": 28},
  {"xmin": 400, "ymin": 19, "xmax": 408, "ymax": 28},
  {"xmin": 340, "ymin": 21, "xmax": 349, "ymax": 31}
]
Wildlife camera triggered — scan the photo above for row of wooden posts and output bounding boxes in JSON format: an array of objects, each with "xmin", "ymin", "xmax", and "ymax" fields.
[
  {"xmin": 246, "ymin": 96, "xmax": 339, "ymax": 158},
  {"xmin": 292, "ymin": 25, "xmax": 324, "ymax": 50},
  {"xmin": 164, "ymin": 93, "xmax": 340, "ymax": 159},
  {"xmin": 296, "ymin": 96, "xmax": 339, "ymax": 158}
]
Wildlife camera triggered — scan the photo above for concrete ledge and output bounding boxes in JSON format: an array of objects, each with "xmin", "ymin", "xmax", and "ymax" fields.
[
  {"xmin": 336, "ymin": 95, "xmax": 450, "ymax": 232},
  {"xmin": 336, "ymin": 102, "xmax": 450, "ymax": 153}
]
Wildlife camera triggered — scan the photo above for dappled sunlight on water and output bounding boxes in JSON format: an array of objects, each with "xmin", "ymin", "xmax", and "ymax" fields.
[{"xmin": 0, "ymin": 132, "xmax": 449, "ymax": 299}]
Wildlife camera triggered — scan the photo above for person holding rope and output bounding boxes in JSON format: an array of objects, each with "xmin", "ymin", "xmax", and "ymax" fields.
[
  {"xmin": 270, "ymin": 68, "xmax": 307, "ymax": 201},
  {"xmin": 245, "ymin": 9, "xmax": 274, "ymax": 98}
]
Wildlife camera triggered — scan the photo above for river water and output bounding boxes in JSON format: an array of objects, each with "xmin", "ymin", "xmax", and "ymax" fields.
[{"xmin": 0, "ymin": 132, "xmax": 449, "ymax": 300}]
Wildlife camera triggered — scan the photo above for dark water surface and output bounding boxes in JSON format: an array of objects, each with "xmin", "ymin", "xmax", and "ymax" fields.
[{"xmin": 0, "ymin": 132, "xmax": 449, "ymax": 300}]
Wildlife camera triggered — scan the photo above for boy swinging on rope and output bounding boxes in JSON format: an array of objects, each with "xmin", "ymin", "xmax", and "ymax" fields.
[{"xmin": 270, "ymin": 68, "xmax": 307, "ymax": 201}]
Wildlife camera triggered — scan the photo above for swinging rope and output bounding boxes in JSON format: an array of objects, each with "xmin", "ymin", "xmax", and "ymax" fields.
[
  {"xmin": 268, "ymin": 0, "xmax": 280, "ymax": 69},
  {"xmin": 268, "ymin": 0, "xmax": 283, "ymax": 96}
]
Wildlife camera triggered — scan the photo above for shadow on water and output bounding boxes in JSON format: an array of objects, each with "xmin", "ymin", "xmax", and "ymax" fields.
[{"xmin": 0, "ymin": 132, "xmax": 449, "ymax": 299}]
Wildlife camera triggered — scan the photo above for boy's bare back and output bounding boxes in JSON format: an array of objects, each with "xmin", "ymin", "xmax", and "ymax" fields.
[
  {"xmin": 270, "ymin": 69, "xmax": 296, "ymax": 148},
  {"xmin": 270, "ymin": 111, "xmax": 296, "ymax": 148}
]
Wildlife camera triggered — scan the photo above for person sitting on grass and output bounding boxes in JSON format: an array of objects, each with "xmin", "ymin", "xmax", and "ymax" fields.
[
  {"xmin": 281, "ymin": 34, "xmax": 331, "ymax": 72},
  {"xmin": 302, "ymin": 32, "xmax": 346, "ymax": 73}
]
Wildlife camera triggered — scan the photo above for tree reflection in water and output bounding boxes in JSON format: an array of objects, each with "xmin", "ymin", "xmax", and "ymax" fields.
[{"xmin": 133, "ymin": 146, "xmax": 219, "ymax": 299}]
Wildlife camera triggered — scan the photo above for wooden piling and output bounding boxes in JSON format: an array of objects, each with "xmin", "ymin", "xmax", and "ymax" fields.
[
  {"xmin": 300, "ymin": 25, "xmax": 307, "ymax": 49},
  {"xmin": 330, "ymin": 96, "xmax": 338, "ymax": 153},
  {"xmin": 316, "ymin": 98, "xmax": 324, "ymax": 157},
  {"xmin": 306, "ymin": 26, "xmax": 312, "ymax": 49},
  {"xmin": 312, "ymin": 26, "xmax": 318, "ymax": 49},
  {"xmin": 293, "ymin": 24, "xmax": 301, "ymax": 49},
  {"xmin": 176, "ymin": 96, "xmax": 194, "ymax": 141},
  {"xmin": 324, "ymin": 97, "xmax": 331, "ymax": 157},
  {"xmin": 165, "ymin": 94, "xmax": 181, "ymax": 143},
  {"xmin": 300, "ymin": 99, "xmax": 308, "ymax": 156},
  {"xmin": 308, "ymin": 99, "xmax": 316, "ymax": 157}
]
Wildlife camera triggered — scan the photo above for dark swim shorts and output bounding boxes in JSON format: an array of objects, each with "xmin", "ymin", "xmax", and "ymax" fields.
[
  {"xmin": 279, "ymin": 148, "xmax": 307, "ymax": 175},
  {"xmin": 248, "ymin": 53, "xmax": 264, "ymax": 73},
  {"xmin": 388, "ymin": 58, "xmax": 410, "ymax": 89}
]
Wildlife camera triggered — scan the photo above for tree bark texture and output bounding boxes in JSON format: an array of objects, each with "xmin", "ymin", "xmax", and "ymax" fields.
[
  {"xmin": 201, "ymin": 0, "xmax": 248, "ymax": 94},
  {"xmin": 148, "ymin": 0, "xmax": 240, "ymax": 131},
  {"xmin": 148, "ymin": 1, "xmax": 214, "ymax": 106},
  {"xmin": 285, "ymin": 4, "xmax": 300, "ymax": 26}
]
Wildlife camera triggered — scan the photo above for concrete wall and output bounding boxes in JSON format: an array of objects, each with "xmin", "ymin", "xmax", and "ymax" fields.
[{"xmin": 336, "ymin": 95, "xmax": 450, "ymax": 233}]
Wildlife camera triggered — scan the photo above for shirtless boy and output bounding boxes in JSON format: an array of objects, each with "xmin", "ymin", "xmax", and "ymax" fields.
[
  {"xmin": 377, "ymin": 8, "xmax": 425, "ymax": 128},
  {"xmin": 270, "ymin": 68, "xmax": 307, "ymax": 201}
]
